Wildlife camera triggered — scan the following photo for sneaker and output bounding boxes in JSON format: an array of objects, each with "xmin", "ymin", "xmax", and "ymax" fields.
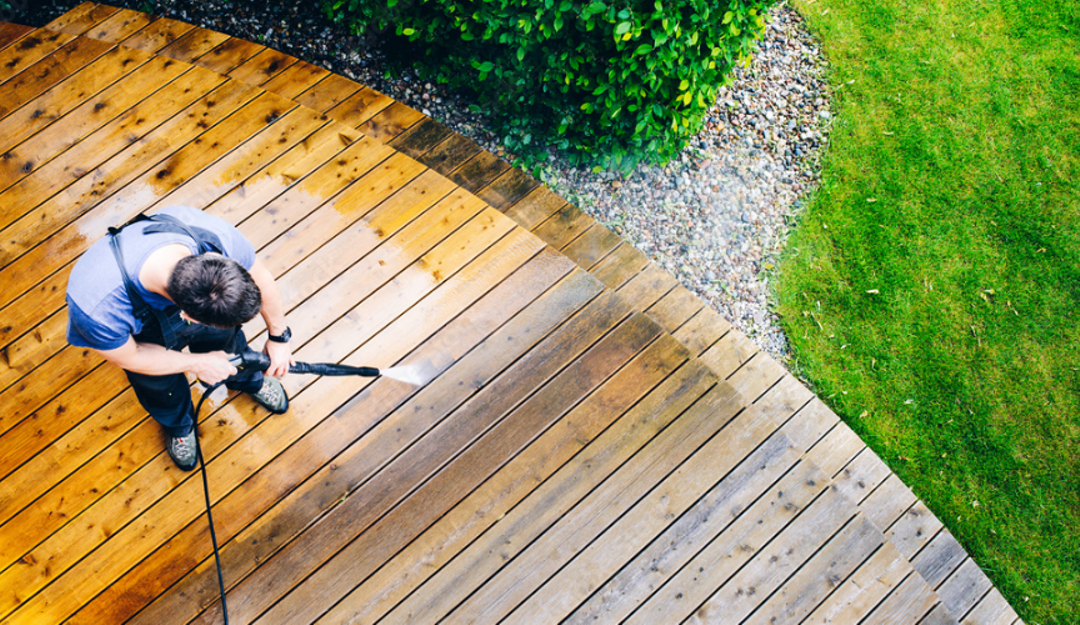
[
  {"xmin": 250, "ymin": 376, "xmax": 288, "ymax": 414},
  {"xmin": 168, "ymin": 429, "xmax": 198, "ymax": 472}
]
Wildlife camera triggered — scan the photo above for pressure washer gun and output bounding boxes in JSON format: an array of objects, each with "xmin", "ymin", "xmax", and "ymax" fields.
[{"xmin": 227, "ymin": 349, "xmax": 380, "ymax": 378}]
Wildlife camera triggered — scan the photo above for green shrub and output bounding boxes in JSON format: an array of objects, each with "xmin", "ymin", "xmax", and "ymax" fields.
[{"xmin": 325, "ymin": 0, "xmax": 773, "ymax": 169}]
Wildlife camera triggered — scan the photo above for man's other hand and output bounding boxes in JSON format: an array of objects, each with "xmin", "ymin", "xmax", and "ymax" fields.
[{"xmin": 263, "ymin": 339, "xmax": 293, "ymax": 378}]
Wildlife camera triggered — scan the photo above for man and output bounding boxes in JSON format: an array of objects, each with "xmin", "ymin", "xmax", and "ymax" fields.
[{"xmin": 66, "ymin": 205, "xmax": 294, "ymax": 471}]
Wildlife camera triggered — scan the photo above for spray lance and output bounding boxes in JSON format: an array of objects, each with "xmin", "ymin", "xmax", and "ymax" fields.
[{"xmin": 193, "ymin": 349, "xmax": 383, "ymax": 624}]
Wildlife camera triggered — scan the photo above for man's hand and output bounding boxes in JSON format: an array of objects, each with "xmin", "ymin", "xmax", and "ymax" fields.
[
  {"xmin": 263, "ymin": 339, "xmax": 293, "ymax": 378},
  {"xmin": 191, "ymin": 351, "xmax": 238, "ymax": 385}
]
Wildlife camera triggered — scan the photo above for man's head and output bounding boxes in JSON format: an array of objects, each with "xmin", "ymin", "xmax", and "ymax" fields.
[{"xmin": 167, "ymin": 255, "xmax": 261, "ymax": 328}]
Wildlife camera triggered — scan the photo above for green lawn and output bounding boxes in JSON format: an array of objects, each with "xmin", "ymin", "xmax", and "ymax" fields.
[{"xmin": 778, "ymin": 0, "xmax": 1079, "ymax": 622}]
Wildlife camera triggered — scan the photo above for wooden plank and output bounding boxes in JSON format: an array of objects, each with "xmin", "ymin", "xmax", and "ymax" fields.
[
  {"xmin": 7, "ymin": 218, "xmax": 544, "ymax": 625},
  {"xmin": 117, "ymin": 17, "xmax": 194, "ymax": 53},
  {"xmin": 0, "ymin": 305, "xmax": 74, "ymax": 389},
  {"xmin": 44, "ymin": 4, "xmax": 120, "ymax": 36},
  {"xmin": 921, "ymin": 602, "xmax": 962, "ymax": 625},
  {"xmin": 42, "ymin": 3, "xmax": 96, "ymax": 31},
  {"xmin": 801, "ymin": 542, "xmax": 915, "ymax": 625},
  {"xmin": 265, "ymin": 186, "xmax": 480, "ymax": 314},
  {"xmin": 806, "ymin": 421, "xmax": 867, "ymax": 478},
  {"xmin": 258, "ymin": 166, "xmax": 455, "ymax": 273},
  {"xmin": 861, "ymin": 572, "xmax": 941, "ymax": 624},
  {"xmin": 913, "ymin": 530, "xmax": 969, "ymax": 587},
  {"xmin": 0, "ymin": 43, "xmax": 159, "ymax": 160},
  {"xmin": 517, "ymin": 428, "xmax": 803, "ymax": 623},
  {"xmin": 728, "ymin": 351, "xmax": 787, "ymax": 402},
  {"xmin": 623, "ymin": 459, "xmax": 833, "ymax": 624},
  {"xmin": 235, "ymin": 138, "xmax": 403, "ymax": 250},
  {"xmin": 887, "ymin": 501, "xmax": 945, "ymax": 561},
  {"xmin": 0, "ymin": 344, "xmax": 100, "ymax": 440},
  {"xmin": 937, "ymin": 558, "xmax": 994, "ymax": 618},
  {"xmin": 227, "ymin": 47, "xmax": 298, "ymax": 87},
  {"xmin": 323, "ymin": 86, "xmax": 394, "ymax": 128},
  {"xmin": 323, "ymin": 348, "xmax": 717, "ymax": 625},
  {"xmin": 261, "ymin": 314, "xmax": 665, "ymax": 624},
  {"xmin": 675, "ymin": 488, "xmax": 861, "ymax": 624},
  {"xmin": 752, "ymin": 373, "xmax": 814, "ymax": 425},
  {"xmin": 503, "ymin": 184, "xmax": 566, "ymax": 230},
  {"xmin": 388, "ymin": 116, "xmax": 453, "ymax": 159},
  {"xmin": 476, "ymin": 165, "xmax": 539, "ymax": 211},
  {"xmin": 744, "ymin": 513, "xmax": 884, "ymax": 625},
  {"xmin": 156, "ymin": 25, "xmax": 230, "ymax": 63},
  {"xmin": 383, "ymin": 379, "xmax": 739, "ymax": 624},
  {"xmin": 592, "ymin": 242, "xmax": 651, "ymax": 290},
  {"xmin": 418, "ymin": 132, "xmax": 483, "ymax": 179},
  {"xmin": 448, "ymin": 149, "xmax": 510, "ymax": 193},
  {"xmin": 672, "ymin": 305, "xmax": 732, "ymax": 357},
  {"xmin": 0, "ymin": 24, "xmax": 35, "ymax": 51},
  {"xmin": 646, "ymin": 283, "xmax": 705, "ymax": 334},
  {"xmin": 191, "ymin": 35, "xmax": 264, "ymax": 75},
  {"xmin": 778, "ymin": 397, "xmax": 840, "ymax": 454},
  {"xmin": 293, "ymin": 72, "xmax": 362, "ymax": 113},
  {"xmin": 616, "ymin": 261, "xmax": 679, "ymax": 312},
  {"xmin": 833, "ymin": 447, "xmax": 894, "ymax": 505},
  {"xmin": 962, "ymin": 589, "xmax": 1019, "ymax": 625},
  {"xmin": 200, "ymin": 123, "xmax": 361, "ymax": 226},
  {"xmin": 0, "ymin": 30, "xmax": 76, "ymax": 85},
  {"xmin": 534, "ymin": 203, "xmax": 595, "ymax": 250},
  {"xmin": 561, "ymin": 222, "xmax": 624, "ymax": 270},
  {"xmin": 138, "ymin": 265, "xmax": 603, "ymax": 625},
  {"xmin": 700, "ymin": 328, "xmax": 759, "ymax": 378},
  {"xmin": 0, "ymin": 36, "xmax": 116, "ymax": 118},
  {"xmin": 259, "ymin": 59, "xmax": 329, "ymax": 101},
  {"xmin": 81, "ymin": 8, "xmax": 156, "ymax": 43},
  {"xmin": 861, "ymin": 473, "xmax": 919, "ymax": 532},
  {"xmin": 358, "ymin": 101, "xmax": 425, "ymax": 142}
]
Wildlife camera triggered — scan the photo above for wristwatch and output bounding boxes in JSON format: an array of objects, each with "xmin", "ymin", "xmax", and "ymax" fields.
[{"xmin": 267, "ymin": 326, "xmax": 292, "ymax": 343}]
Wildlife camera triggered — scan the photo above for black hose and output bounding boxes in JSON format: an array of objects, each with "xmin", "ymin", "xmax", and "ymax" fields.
[{"xmin": 196, "ymin": 350, "xmax": 381, "ymax": 622}]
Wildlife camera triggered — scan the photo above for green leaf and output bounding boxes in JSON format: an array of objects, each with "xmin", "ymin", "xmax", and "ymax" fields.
[
  {"xmin": 402, "ymin": 27, "xmax": 416, "ymax": 36},
  {"xmin": 634, "ymin": 44, "xmax": 653, "ymax": 55},
  {"xmin": 615, "ymin": 21, "xmax": 631, "ymax": 36},
  {"xmin": 723, "ymin": 11, "xmax": 734, "ymax": 24}
]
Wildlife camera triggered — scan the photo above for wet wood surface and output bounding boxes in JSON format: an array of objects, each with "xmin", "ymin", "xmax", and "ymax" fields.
[{"xmin": 0, "ymin": 7, "xmax": 1022, "ymax": 624}]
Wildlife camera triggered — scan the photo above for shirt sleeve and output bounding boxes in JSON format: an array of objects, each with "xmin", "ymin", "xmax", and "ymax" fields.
[{"xmin": 66, "ymin": 294, "xmax": 135, "ymax": 351}]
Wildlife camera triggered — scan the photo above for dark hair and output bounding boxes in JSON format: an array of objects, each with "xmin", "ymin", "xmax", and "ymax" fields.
[{"xmin": 166, "ymin": 255, "xmax": 262, "ymax": 328}]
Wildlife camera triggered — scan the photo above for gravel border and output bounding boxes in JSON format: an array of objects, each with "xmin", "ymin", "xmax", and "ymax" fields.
[{"xmin": 7, "ymin": 0, "xmax": 831, "ymax": 359}]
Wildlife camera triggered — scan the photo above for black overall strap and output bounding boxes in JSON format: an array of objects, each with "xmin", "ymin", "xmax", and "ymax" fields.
[
  {"xmin": 140, "ymin": 213, "xmax": 225, "ymax": 255},
  {"xmin": 106, "ymin": 212, "xmax": 225, "ymax": 349},
  {"xmin": 108, "ymin": 234, "xmax": 155, "ymax": 323}
]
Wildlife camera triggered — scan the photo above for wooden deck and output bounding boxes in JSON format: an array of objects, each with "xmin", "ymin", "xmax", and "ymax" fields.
[{"xmin": 0, "ymin": 4, "xmax": 1021, "ymax": 624}]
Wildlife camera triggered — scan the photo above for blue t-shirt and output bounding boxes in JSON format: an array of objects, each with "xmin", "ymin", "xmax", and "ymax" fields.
[{"xmin": 66, "ymin": 206, "xmax": 256, "ymax": 351}]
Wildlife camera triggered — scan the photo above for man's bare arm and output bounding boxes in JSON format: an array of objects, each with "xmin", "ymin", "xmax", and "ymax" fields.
[
  {"xmin": 248, "ymin": 258, "xmax": 293, "ymax": 377},
  {"xmin": 95, "ymin": 337, "xmax": 237, "ymax": 384}
]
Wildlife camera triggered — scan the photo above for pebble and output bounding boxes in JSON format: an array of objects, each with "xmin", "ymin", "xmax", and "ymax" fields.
[{"xmin": 19, "ymin": 0, "xmax": 830, "ymax": 360}]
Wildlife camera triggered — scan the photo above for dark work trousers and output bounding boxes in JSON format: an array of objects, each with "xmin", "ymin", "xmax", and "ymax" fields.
[{"xmin": 125, "ymin": 309, "xmax": 264, "ymax": 438}]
